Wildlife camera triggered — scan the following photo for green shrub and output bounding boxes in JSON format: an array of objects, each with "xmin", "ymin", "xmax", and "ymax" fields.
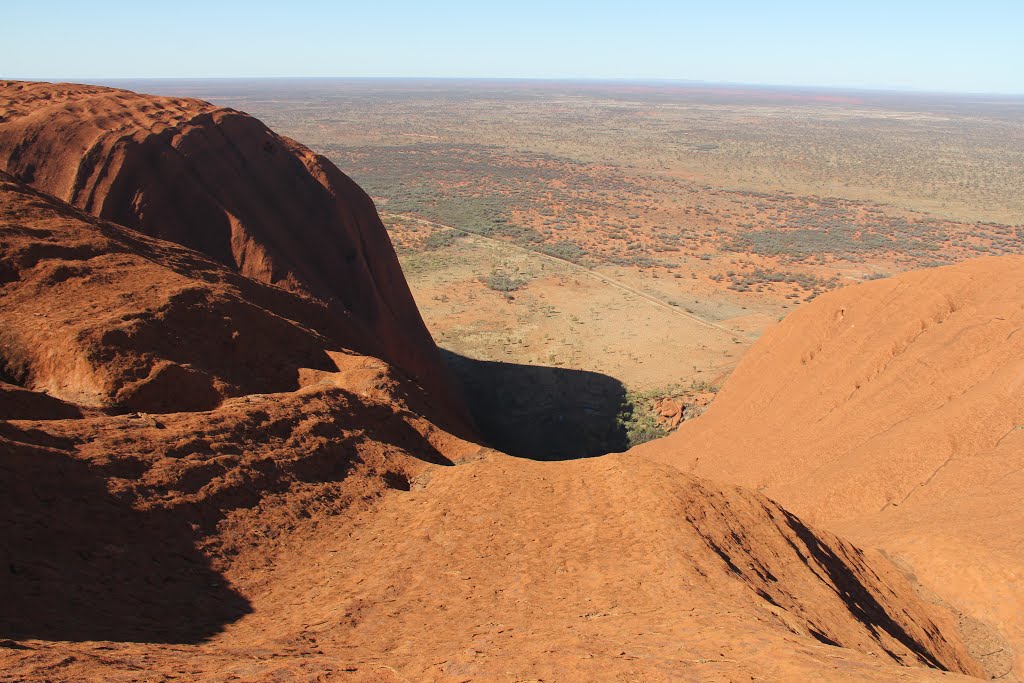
[
  {"xmin": 482, "ymin": 268, "xmax": 528, "ymax": 292},
  {"xmin": 423, "ymin": 229, "xmax": 464, "ymax": 250}
]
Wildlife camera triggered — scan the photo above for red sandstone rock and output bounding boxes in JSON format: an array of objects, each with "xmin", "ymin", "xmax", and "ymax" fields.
[
  {"xmin": 0, "ymin": 80, "xmax": 468, "ymax": 429},
  {"xmin": 637, "ymin": 257, "xmax": 1024, "ymax": 678}
]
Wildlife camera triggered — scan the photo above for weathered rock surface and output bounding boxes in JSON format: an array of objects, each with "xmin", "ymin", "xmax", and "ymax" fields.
[
  {"xmin": 0, "ymin": 172, "xmax": 381, "ymax": 414},
  {"xmin": 0, "ymin": 80, "xmax": 467, "ymax": 427}
]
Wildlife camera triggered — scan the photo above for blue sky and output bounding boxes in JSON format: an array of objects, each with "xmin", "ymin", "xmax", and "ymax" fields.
[{"xmin": 3, "ymin": 0, "xmax": 1022, "ymax": 93}]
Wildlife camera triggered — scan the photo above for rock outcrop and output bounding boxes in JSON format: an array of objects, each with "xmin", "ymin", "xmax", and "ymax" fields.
[
  {"xmin": 0, "ymin": 80, "xmax": 468, "ymax": 428},
  {"xmin": 0, "ymin": 172, "xmax": 381, "ymax": 413}
]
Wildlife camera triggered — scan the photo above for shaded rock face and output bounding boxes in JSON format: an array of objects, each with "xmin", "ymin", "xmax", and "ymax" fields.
[
  {"xmin": 0, "ymin": 174, "xmax": 366, "ymax": 413},
  {"xmin": 0, "ymin": 80, "xmax": 467, "ymax": 428}
]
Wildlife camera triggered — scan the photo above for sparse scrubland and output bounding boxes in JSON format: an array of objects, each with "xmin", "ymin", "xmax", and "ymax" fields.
[{"xmin": 171, "ymin": 79, "xmax": 1023, "ymax": 453}]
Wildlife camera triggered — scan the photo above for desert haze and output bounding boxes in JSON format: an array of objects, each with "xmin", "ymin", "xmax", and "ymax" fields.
[{"xmin": 0, "ymin": 77, "xmax": 1021, "ymax": 683}]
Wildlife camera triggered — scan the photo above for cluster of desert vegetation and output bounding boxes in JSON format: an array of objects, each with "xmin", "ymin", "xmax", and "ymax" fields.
[{"xmin": 167, "ymin": 79, "xmax": 1024, "ymax": 452}]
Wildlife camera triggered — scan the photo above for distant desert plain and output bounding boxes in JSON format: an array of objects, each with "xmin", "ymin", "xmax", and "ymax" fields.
[{"xmin": 113, "ymin": 79, "xmax": 1024, "ymax": 456}]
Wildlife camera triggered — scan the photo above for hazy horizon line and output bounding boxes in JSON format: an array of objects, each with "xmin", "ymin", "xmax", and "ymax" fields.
[{"xmin": 7, "ymin": 75, "xmax": 1024, "ymax": 98}]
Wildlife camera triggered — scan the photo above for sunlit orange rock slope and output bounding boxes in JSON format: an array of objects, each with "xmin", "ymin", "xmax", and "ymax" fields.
[
  {"xmin": 0, "ymin": 81, "xmax": 1001, "ymax": 681},
  {"xmin": 638, "ymin": 256, "xmax": 1024, "ymax": 679}
]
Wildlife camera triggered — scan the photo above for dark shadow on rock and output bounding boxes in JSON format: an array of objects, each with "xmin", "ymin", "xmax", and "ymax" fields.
[
  {"xmin": 780, "ymin": 509, "xmax": 950, "ymax": 670},
  {"xmin": 0, "ymin": 433, "xmax": 251, "ymax": 644},
  {"xmin": 0, "ymin": 382, "xmax": 83, "ymax": 420},
  {"xmin": 440, "ymin": 349, "xmax": 628, "ymax": 460},
  {"xmin": 361, "ymin": 403, "xmax": 456, "ymax": 467}
]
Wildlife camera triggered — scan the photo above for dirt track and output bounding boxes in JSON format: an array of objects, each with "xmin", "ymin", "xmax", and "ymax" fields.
[{"xmin": 383, "ymin": 211, "xmax": 756, "ymax": 339}]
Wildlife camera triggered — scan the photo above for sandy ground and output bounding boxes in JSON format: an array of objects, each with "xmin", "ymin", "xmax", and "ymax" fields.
[{"xmin": 400, "ymin": 233, "xmax": 756, "ymax": 392}]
